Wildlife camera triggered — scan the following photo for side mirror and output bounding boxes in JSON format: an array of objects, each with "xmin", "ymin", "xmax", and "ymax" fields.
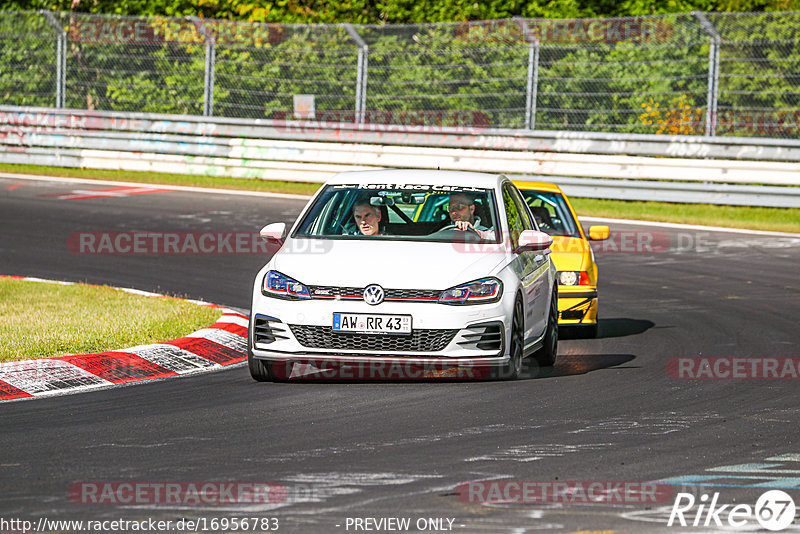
[
  {"xmin": 518, "ymin": 229, "xmax": 553, "ymax": 251},
  {"xmin": 588, "ymin": 225, "xmax": 610, "ymax": 240},
  {"xmin": 260, "ymin": 222, "xmax": 287, "ymax": 241}
]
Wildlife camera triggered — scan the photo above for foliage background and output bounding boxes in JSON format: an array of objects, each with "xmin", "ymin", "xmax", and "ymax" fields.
[
  {"xmin": 3, "ymin": 0, "xmax": 800, "ymax": 24},
  {"xmin": 2, "ymin": 2, "xmax": 799, "ymax": 137}
]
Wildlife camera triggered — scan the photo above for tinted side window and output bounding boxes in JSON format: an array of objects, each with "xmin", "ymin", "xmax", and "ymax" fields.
[
  {"xmin": 509, "ymin": 185, "xmax": 535, "ymax": 231},
  {"xmin": 502, "ymin": 184, "xmax": 525, "ymax": 248}
]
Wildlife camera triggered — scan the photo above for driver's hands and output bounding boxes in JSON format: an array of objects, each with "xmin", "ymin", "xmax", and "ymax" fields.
[{"xmin": 454, "ymin": 220, "xmax": 478, "ymax": 234}]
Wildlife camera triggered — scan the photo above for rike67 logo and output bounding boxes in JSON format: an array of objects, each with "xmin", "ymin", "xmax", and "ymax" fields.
[{"xmin": 668, "ymin": 490, "xmax": 797, "ymax": 531}]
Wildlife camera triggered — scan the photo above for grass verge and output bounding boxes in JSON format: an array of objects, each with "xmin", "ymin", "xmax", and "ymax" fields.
[
  {"xmin": 571, "ymin": 197, "xmax": 800, "ymax": 234},
  {"xmin": 0, "ymin": 163, "xmax": 321, "ymax": 196},
  {"xmin": 2, "ymin": 163, "xmax": 798, "ymax": 233},
  {"xmin": 0, "ymin": 278, "xmax": 221, "ymax": 362}
]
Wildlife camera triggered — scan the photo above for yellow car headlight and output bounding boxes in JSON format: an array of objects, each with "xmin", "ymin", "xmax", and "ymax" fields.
[{"xmin": 558, "ymin": 271, "xmax": 590, "ymax": 286}]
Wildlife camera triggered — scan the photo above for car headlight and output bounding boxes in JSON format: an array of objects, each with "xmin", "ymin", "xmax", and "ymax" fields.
[
  {"xmin": 558, "ymin": 271, "xmax": 590, "ymax": 286},
  {"xmin": 262, "ymin": 270, "xmax": 311, "ymax": 300},
  {"xmin": 439, "ymin": 277, "xmax": 502, "ymax": 305}
]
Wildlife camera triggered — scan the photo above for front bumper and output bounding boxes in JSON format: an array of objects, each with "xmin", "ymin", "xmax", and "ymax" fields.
[
  {"xmin": 557, "ymin": 288, "xmax": 598, "ymax": 325},
  {"xmin": 249, "ymin": 289, "xmax": 515, "ymax": 366}
]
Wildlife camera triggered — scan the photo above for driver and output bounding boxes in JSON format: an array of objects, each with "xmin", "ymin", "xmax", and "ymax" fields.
[
  {"xmin": 447, "ymin": 192, "xmax": 494, "ymax": 240},
  {"xmin": 352, "ymin": 201, "xmax": 382, "ymax": 236}
]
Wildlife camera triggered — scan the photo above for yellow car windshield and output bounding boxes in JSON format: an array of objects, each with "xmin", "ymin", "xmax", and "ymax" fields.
[{"xmin": 519, "ymin": 190, "xmax": 581, "ymax": 237}]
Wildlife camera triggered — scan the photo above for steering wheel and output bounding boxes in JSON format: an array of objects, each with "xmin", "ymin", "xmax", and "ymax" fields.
[{"xmin": 430, "ymin": 225, "xmax": 483, "ymax": 242}]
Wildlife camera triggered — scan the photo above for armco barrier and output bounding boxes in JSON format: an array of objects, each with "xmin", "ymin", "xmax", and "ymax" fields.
[{"xmin": 2, "ymin": 106, "xmax": 800, "ymax": 207}]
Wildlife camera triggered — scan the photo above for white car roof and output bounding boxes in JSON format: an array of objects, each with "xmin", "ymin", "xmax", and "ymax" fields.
[{"xmin": 325, "ymin": 169, "xmax": 507, "ymax": 189}]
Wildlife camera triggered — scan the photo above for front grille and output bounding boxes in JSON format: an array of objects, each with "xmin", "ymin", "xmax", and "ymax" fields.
[
  {"xmin": 385, "ymin": 289, "xmax": 440, "ymax": 300},
  {"xmin": 307, "ymin": 286, "xmax": 440, "ymax": 302},
  {"xmin": 253, "ymin": 315, "xmax": 289, "ymax": 345},
  {"xmin": 457, "ymin": 322, "xmax": 504, "ymax": 352},
  {"xmin": 289, "ymin": 325, "xmax": 457, "ymax": 352},
  {"xmin": 308, "ymin": 285, "xmax": 362, "ymax": 298}
]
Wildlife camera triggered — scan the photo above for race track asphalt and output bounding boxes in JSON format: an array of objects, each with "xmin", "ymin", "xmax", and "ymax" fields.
[{"xmin": 1, "ymin": 176, "xmax": 799, "ymax": 533}]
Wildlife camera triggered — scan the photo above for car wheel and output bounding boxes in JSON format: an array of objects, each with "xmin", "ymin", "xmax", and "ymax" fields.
[
  {"xmin": 502, "ymin": 296, "xmax": 524, "ymax": 380},
  {"xmin": 533, "ymin": 285, "xmax": 558, "ymax": 367},
  {"xmin": 248, "ymin": 350, "xmax": 275, "ymax": 382}
]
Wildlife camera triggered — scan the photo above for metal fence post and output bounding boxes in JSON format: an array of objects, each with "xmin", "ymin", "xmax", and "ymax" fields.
[
  {"xmin": 361, "ymin": 46, "xmax": 369, "ymax": 123},
  {"xmin": 189, "ymin": 16, "xmax": 216, "ymax": 117},
  {"xmin": 526, "ymin": 43, "xmax": 540, "ymax": 130},
  {"xmin": 694, "ymin": 11, "xmax": 721, "ymax": 136},
  {"xmin": 205, "ymin": 40, "xmax": 216, "ymax": 117},
  {"xmin": 344, "ymin": 23, "xmax": 368, "ymax": 124},
  {"xmin": 41, "ymin": 11, "xmax": 66, "ymax": 109},
  {"xmin": 516, "ymin": 17, "xmax": 540, "ymax": 130}
]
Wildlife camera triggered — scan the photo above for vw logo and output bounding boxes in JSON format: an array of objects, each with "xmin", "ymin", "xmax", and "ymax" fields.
[{"xmin": 363, "ymin": 284, "xmax": 384, "ymax": 305}]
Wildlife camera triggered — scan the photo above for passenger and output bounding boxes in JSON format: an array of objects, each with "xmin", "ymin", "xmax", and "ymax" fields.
[
  {"xmin": 447, "ymin": 192, "xmax": 494, "ymax": 240},
  {"xmin": 352, "ymin": 201, "xmax": 382, "ymax": 236}
]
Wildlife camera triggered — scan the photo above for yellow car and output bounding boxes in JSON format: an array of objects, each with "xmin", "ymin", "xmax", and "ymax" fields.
[{"xmin": 514, "ymin": 181, "xmax": 609, "ymax": 337}]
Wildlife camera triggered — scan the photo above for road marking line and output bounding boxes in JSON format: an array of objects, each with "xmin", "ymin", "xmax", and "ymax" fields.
[
  {"xmin": 580, "ymin": 216, "xmax": 800, "ymax": 237},
  {"xmin": 40, "ymin": 185, "xmax": 172, "ymax": 200},
  {"xmin": 1, "ymin": 171, "xmax": 312, "ymax": 200}
]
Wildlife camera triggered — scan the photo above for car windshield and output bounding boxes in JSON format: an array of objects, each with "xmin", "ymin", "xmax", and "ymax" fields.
[
  {"xmin": 294, "ymin": 184, "xmax": 501, "ymax": 243},
  {"xmin": 519, "ymin": 190, "xmax": 581, "ymax": 238}
]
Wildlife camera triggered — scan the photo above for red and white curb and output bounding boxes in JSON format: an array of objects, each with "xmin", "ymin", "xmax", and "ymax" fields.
[{"xmin": 0, "ymin": 275, "xmax": 248, "ymax": 402}]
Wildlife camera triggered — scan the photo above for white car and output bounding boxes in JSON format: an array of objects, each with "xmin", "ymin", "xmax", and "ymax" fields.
[{"xmin": 248, "ymin": 170, "xmax": 558, "ymax": 381}]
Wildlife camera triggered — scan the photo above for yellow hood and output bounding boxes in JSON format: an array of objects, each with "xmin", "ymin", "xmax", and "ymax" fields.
[{"xmin": 549, "ymin": 236, "xmax": 590, "ymax": 272}]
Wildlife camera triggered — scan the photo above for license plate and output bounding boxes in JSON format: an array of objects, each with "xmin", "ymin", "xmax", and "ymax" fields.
[{"xmin": 332, "ymin": 313, "xmax": 412, "ymax": 334}]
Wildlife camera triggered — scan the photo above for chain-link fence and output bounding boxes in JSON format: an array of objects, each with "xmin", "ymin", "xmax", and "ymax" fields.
[
  {"xmin": 1, "ymin": 10, "xmax": 799, "ymax": 138},
  {"xmin": 0, "ymin": 11, "xmax": 60, "ymax": 108}
]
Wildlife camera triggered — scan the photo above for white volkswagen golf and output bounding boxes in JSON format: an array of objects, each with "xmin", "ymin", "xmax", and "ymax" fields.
[{"xmin": 248, "ymin": 170, "xmax": 558, "ymax": 381}]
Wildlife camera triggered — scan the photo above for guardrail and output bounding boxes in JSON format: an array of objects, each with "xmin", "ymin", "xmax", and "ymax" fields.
[{"xmin": 2, "ymin": 106, "xmax": 799, "ymax": 208}]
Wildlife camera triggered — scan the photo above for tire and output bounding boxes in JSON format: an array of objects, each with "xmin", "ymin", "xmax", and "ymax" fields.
[
  {"xmin": 248, "ymin": 350, "xmax": 275, "ymax": 382},
  {"xmin": 533, "ymin": 285, "xmax": 558, "ymax": 367},
  {"xmin": 502, "ymin": 296, "xmax": 525, "ymax": 380}
]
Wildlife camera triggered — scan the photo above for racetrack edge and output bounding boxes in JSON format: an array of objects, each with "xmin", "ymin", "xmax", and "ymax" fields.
[{"xmin": 0, "ymin": 275, "xmax": 248, "ymax": 403}]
